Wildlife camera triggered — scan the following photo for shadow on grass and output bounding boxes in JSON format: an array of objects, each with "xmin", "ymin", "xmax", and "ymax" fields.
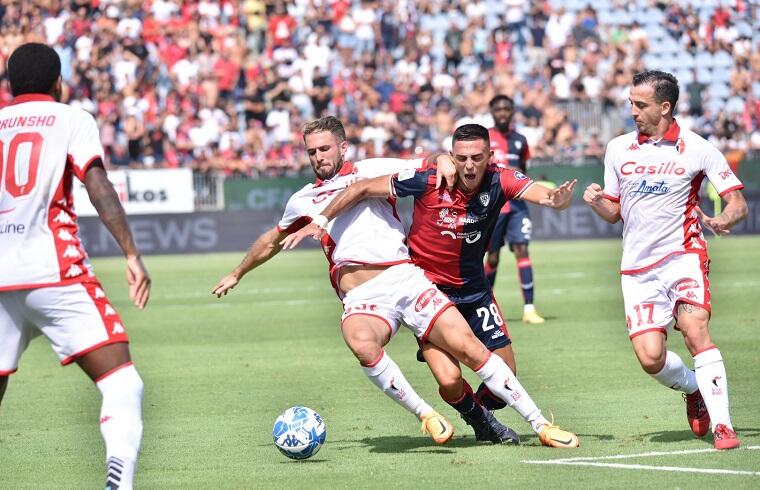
[{"xmin": 641, "ymin": 427, "xmax": 760, "ymax": 444}]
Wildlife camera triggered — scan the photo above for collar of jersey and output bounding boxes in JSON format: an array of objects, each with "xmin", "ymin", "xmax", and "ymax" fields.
[
  {"xmin": 9, "ymin": 93, "xmax": 56, "ymax": 105},
  {"xmin": 637, "ymin": 118, "xmax": 680, "ymax": 145},
  {"xmin": 314, "ymin": 161, "xmax": 355, "ymax": 187}
]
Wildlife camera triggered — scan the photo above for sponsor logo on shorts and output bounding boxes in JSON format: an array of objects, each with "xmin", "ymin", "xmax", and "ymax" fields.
[
  {"xmin": 415, "ymin": 288, "xmax": 437, "ymax": 312},
  {"xmin": 675, "ymin": 278, "xmax": 700, "ymax": 292}
]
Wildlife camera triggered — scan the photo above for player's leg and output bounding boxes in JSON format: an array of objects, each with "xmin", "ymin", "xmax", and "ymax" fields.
[
  {"xmin": 677, "ymin": 302, "xmax": 739, "ymax": 449},
  {"xmin": 27, "ymin": 282, "xmax": 143, "ymax": 489},
  {"xmin": 0, "ymin": 376, "xmax": 8, "ymax": 405},
  {"xmin": 474, "ymin": 344, "xmax": 514, "ymax": 411},
  {"xmin": 341, "ymin": 313, "xmax": 452, "ymax": 443},
  {"xmin": 484, "ymin": 213, "xmax": 508, "ymax": 287},
  {"xmin": 508, "ymin": 209, "xmax": 542, "ymax": 324},
  {"xmin": 624, "ymin": 269, "xmax": 707, "ymax": 439},
  {"xmin": 76, "ymin": 343, "xmax": 143, "ymax": 489},
  {"xmin": 423, "ymin": 307, "xmax": 578, "ymax": 447},
  {"xmin": 421, "ymin": 343, "xmax": 518, "ymax": 444}
]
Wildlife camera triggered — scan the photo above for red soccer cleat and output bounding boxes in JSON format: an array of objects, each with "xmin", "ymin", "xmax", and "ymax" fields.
[
  {"xmin": 684, "ymin": 390, "xmax": 710, "ymax": 437},
  {"xmin": 713, "ymin": 424, "xmax": 740, "ymax": 450}
]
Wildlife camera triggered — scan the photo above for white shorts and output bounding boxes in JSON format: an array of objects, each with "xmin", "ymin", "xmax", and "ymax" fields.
[
  {"xmin": 0, "ymin": 279, "xmax": 128, "ymax": 375},
  {"xmin": 341, "ymin": 263, "xmax": 454, "ymax": 341},
  {"xmin": 621, "ymin": 252, "xmax": 710, "ymax": 339}
]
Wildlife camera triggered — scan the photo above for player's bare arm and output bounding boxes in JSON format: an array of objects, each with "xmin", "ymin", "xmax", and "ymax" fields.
[
  {"xmin": 521, "ymin": 179, "xmax": 577, "ymax": 210},
  {"xmin": 84, "ymin": 163, "xmax": 151, "ymax": 309},
  {"xmin": 583, "ymin": 182, "xmax": 622, "ymax": 223},
  {"xmin": 213, "ymin": 226, "xmax": 288, "ymax": 297},
  {"xmin": 696, "ymin": 190, "xmax": 748, "ymax": 236}
]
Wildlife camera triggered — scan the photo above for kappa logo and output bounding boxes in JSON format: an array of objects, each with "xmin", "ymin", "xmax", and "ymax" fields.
[
  {"xmin": 415, "ymin": 288, "xmax": 437, "ymax": 312},
  {"xmin": 627, "ymin": 143, "xmax": 640, "ymax": 151},
  {"xmin": 479, "ymin": 192, "xmax": 490, "ymax": 206},
  {"xmin": 711, "ymin": 376, "xmax": 723, "ymax": 395},
  {"xmin": 439, "ymin": 190, "xmax": 453, "ymax": 203}
]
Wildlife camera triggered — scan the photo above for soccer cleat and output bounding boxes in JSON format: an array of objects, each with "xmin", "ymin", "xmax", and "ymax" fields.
[
  {"xmin": 104, "ymin": 456, "xmax": 124, "ymax": 489},
  {"xmin": 683, "ymin": 390, "xmax": 710, "ymax": 437},
  {"xmin": 522, "ymin": 309, "xmax": 545, "ymax": 324},
  {"xmin": 713, "ymin": 424, "xmax": 740, "ymax": 450},
  {"xmin": 538, "ymin": 424, "xmax": 579, "ymax": 448},
  {"xmin": 420, "ymin": 410, "xmax": 455, "ymax": 445},
  {"xmin": 463, "ymin": 408, "xmax": 520, "ymax": 445}
]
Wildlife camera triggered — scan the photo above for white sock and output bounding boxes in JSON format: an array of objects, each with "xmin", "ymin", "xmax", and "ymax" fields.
[
  {"xmin": 474, "ymin": 354, "xmax": 549, "ymax": 433},
  {"xmin": 650, "ymin": 351, "xmax": 699, "ymax": 393},
  {"xmin": 694, "ymin": 348, "xmax": 733, "ymax": 430},
  {"xmin": 361, "ymin": 351, "xmax": 433, "ymax": 420},
  {"xmin": 97, "ymin": 364, "xmax": 143, "ymax": 490},
  {"xmin": 524, "ymin": 304, "xmax": 535, "ymax": 314}
]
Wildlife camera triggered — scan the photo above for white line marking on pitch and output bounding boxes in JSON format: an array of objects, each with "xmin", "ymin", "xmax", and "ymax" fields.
[{"xmin": 522, "ymin": 446, "xmax": 760, "ymax": 477}]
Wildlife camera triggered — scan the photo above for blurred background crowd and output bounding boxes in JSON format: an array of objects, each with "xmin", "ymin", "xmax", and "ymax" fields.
[{"xmin": 0, "ymin": 0, "xmax": 757, "ymax": 178}]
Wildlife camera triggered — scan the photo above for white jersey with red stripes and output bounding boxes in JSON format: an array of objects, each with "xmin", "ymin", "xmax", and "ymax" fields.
[
  {"xmin": 0, "ymin": 94, "xmax": 104, "ymax": 291},
  {"xmin": 277, "ymin": 157, "xmax": 425, "ymax": 294},
  {"xmin": 602, "ymin": 120, "xmax": 743, "ymax": 274}
]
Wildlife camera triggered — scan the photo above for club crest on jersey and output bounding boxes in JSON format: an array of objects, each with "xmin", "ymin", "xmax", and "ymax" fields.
[
  {"xmin": 675, "ymin": 138, "xmax": 686, "ymax": 155},
  {"xmin": 478, "ymin": 192, "xmax": 490, "ymax": 206}
]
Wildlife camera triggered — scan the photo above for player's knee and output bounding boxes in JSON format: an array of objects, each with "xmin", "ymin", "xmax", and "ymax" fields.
[
  {"xmin": 636, "ymin": 350, "xmax": 666, "ymax": 374},
  {"xmin": 345, "ymin": 337, "xmax": 382, "ymax": 366}
]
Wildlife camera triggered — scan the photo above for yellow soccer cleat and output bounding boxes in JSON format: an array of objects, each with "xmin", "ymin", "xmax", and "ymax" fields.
[
  {"xmin": 420, "ymin": 411, "xmax": 455, "ymax": 445},
  {"xmin": 538, "ymin": 424, "xmax": 579, "ymax": 448},
  {"xmin": 522, "ymin": 309, "xmax": 546, "ymax": 324}
]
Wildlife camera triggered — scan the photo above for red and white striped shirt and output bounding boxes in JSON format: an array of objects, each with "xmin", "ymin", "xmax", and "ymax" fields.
[
  {"xmin": 0, "ymin": 94, "xmax": 103, "ymax": 290},
  {"xmin": 602, "ymin": 120, "xmax": 743, "ymax": 274}
]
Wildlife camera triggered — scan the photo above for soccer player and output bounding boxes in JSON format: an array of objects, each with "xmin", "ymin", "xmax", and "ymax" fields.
[
  {"xmin": 0, "ymin": 43, "xmax": 150, "ymax": 489},
  {"xmin": 212, "ymin": 116, "xmax": 458, "ymax": 445},
  {"xmin": 583, "ymin": 70, "xmax": 747, "ymax": 450},
  {"xmin": 282, "ymin": 124, "xmax": 580, "ymax": 448},
  {"xmin": 485, "ymin": 95, "xmax": 545, "ymax": 324}
]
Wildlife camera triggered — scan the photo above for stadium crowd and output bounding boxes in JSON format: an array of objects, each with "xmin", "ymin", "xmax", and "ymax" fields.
[{"xmin": 0, "ymin": 0, "xmax": 756, "ymax": 177}]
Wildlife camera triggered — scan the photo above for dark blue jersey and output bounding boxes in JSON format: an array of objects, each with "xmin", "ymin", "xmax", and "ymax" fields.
[{"xmin": 392, "ymin": 166, "xmax": 533, "ymax": 292}]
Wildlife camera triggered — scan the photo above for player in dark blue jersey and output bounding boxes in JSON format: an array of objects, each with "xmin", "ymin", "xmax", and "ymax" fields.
[
  {"xmin": 486, "ymin": 95, "xmax": 545, "ymax": 324},
  {"xmin": 284, "ymin": 125, "xmax": 579, "ymax": 448}
]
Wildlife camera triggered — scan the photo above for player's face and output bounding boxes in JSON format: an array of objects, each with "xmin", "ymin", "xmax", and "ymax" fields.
[
  {"xmin": 304, "ymin": 130, "xmax": 348, "ymax": 180},
  {"xmin": 629, "ymin": 84, "xmax": 669, "ymax": 136},
  {"xmin": 490, "ymin": 101, "xmax": 514, "ymax": 132},
  {"xmin": 451, "ymin": 138, "xmax": 492, "ymax": 193}
]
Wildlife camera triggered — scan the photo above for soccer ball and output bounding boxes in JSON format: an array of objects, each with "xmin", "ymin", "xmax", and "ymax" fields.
[{"xmin": 272, "ymin": 406, "xmax": 326, "ymax": 460}]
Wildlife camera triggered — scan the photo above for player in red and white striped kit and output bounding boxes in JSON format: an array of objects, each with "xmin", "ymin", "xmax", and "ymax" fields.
[
  {"xmin": 584, "ymin": 70, "xmax": 747, "ymax": 450},
  {"xmin": 0, "ymin": 44, "xmax": 150, "ymax": 488}
]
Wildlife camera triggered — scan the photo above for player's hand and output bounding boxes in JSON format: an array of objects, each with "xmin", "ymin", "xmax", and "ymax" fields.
[
  {"xmin": 435, "ymin": 154, "xmax": 457, "ymax": 191},
  {"xmin": 539, "ymin": 179, "xmax": 576, "ymax": 209},
  {"xmin": 695, "ymin": 206, "xmax": 731, "ymax": 236},
  {"xmin": 212, "ymin": 272, "xmax": 240, "ymax": 298},
  {"xmin": 126, "ymin": 255, "xmax": 151, "ymax": 309},
  {"xmin": 583, "ymin": 183, "xmax": 604, "ymax": 205},
  {"xmin": 280, "ymin": 223, "xmax": 325, "ymax": 250}
]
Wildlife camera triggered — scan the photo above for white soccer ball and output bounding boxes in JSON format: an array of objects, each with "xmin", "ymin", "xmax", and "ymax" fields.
[{"xmin": 272, "ymin": 406, "xmax": 327, "ymax": 460}]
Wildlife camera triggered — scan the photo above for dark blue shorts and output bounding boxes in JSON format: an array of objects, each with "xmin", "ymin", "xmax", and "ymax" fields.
[
  {"xmin": 444, "ymin": 288, "xmax": 512, "ymax": 351},
  {"xmin": 489, "ymin": 205, "xmax": 532, "ymax": 252}
]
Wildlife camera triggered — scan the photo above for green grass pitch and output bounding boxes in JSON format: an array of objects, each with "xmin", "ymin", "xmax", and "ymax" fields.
[{"xmin": 1, "ymin": 237, "xmax": 759, "ymax": 489}]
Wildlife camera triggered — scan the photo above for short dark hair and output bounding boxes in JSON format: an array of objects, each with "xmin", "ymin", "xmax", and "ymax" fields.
[
  {"xmin": 489, "ymin": 94, "xmax": 514, "ymax": 108},
  {"xmin": 7, "ymin": 43, "xmax": 61, "ymax": 96},
  {"xmin": 452, "ymin": 124, "xmax": 490, "ymax": 145},
  {"xmin": 302, "ymin": 116, "xmax": 346, "ymax": 142},
  {"xmin": 632, "ymin": 70, "xmax": 679, "ymax": 116}
]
